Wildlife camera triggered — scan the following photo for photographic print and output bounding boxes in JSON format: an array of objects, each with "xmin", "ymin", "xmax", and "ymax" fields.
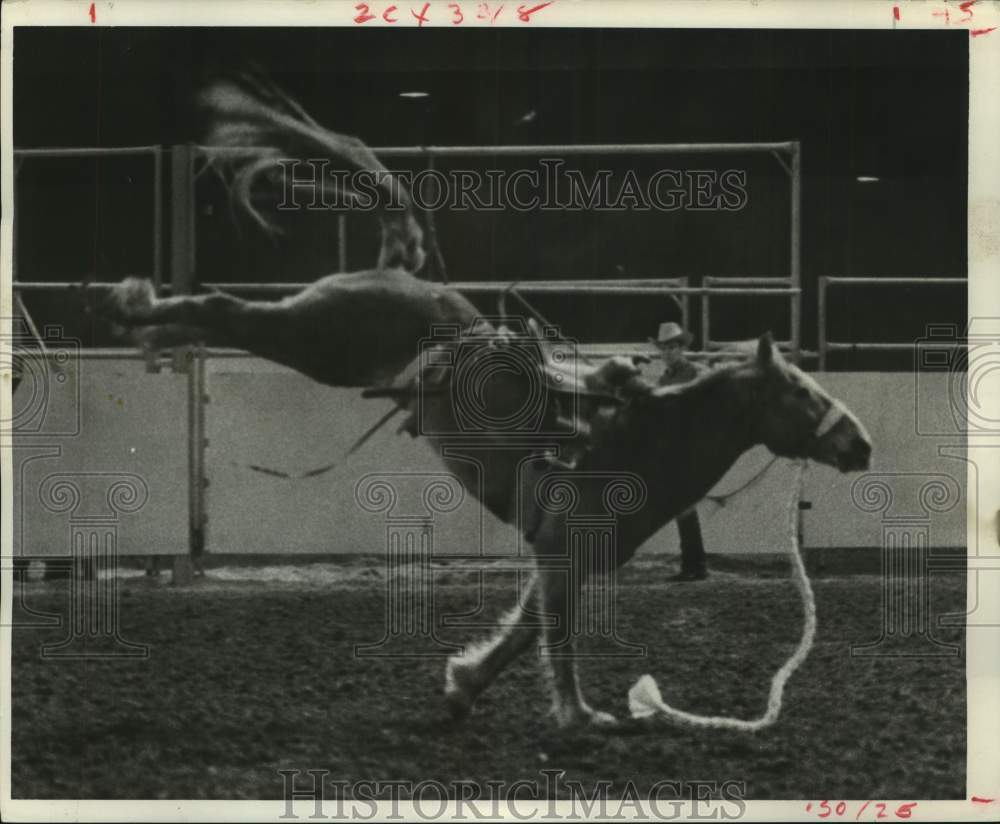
[{"xmin": 2, "ymin": 1, "xmax": 998, "ymax": 821}]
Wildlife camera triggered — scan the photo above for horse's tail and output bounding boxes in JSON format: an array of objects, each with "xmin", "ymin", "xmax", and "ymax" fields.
[{"xmin": 198, "ymin": 72, "xmax": 426, "ymax": 274}]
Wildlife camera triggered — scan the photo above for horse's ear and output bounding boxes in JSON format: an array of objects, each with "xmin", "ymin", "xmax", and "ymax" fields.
[{"xmin": 756, "ymin": 331, "xmax": 775, "ymax": 366}]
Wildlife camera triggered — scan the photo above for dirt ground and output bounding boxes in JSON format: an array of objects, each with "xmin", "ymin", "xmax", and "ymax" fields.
[{"xmin": 11, "ymin": 556, "xmax": 965, "ymax": 800}]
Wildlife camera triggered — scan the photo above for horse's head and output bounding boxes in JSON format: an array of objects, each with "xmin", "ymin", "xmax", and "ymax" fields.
[{"xmin": 744, "ymin": 333, "xmax": 871, "ymax": 472}]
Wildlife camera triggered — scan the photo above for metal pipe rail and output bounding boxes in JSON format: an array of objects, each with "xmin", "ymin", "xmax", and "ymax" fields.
[
  {"xmin": 12, "ymin": 146, "xmax": 164, "ymax": 289},
  {"xmin": 13, "ymin": 146, "xmax": 163, "ymax": 158},
  {"xmin": 13, "ymin": 278, "xmax": 797, "ymax": 298},
  {"xmin": 197, "ymin": 278, "xmax": 693, "ymax": 294},
  {"xmin": 701, "ymin": 276, "xmax": 798, "ymax": 356},
  {"xmin": 197, "ymin": 141, "xmax": 800, "ymax": 159},
  {"xmin": 12, "ymin": 278, "xmax": 691, "ymax": 291},
  {"xmin": 14, "ymin": 342, "xmax": 818, "ymax": 362},
  {"xmin": 193, "ymin": 139, "xmax": 803, "ymax": 358},
  {"xmin": 10, "ymin": 348, "xmax": 158, "ymax": 361},
  {"xmin": 13, "ymin": 278, "xmax": 797, "ymax": 362},
  {"xmin": 818, "ymin": 276, "xmax": 967, "ymax": 370}
]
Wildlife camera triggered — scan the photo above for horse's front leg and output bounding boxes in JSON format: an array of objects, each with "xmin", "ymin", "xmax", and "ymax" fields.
[
  {"xmin": 444, "ymin": 572, "xmax": 541, "ymax": 720},
  {"xmin": 536, "ymin": 560, "xmax": 617, "ymax": 729}
]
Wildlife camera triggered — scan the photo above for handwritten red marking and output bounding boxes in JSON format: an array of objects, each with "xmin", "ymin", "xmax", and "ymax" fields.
[
  {"xmin": 971, "ymin": 26, "xmax": 996, "ymax": 36},
  {"xmin": 382, "ymin": 4, "xmax": 398, "ymax": 21},
  {"xmin": 411, "ymin": 2, "xmax": 430, "ymax": 26},
  {"xmin": 893, "ymin": 6, "xmax": 899, "ymax": 20},
  {"xmin": 932, "ymin": 8, "xmax": 951, "ymax": 24},
  {"xmin": 354, "ymin": 2, "xmax": 376, "ymax": 23},
  {"xmin": 88, "ymin": 2, "xmax": 95, "ymax": 22},
  {"xmin": 448, "ymin": 2, "xmax": 464, "ymax": 23},
  {"xmin": 516, "ymin": 1, "xmax": 553, "ymax": 22},
  {"xmin": 806, "ymin": 800, "xmax": 919, "ymax": 820},
  {"xmin": 972, "ymin": 797, "xmax": 996, "ymax": 803}
]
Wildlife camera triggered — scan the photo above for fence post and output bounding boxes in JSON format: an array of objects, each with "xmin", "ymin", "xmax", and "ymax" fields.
[
  {"xmin": 818, "ymin": 276, "xmax": 828, "ymax": 371},
  {"xmin": 170, "ymin": 144, "xmax": 205, "ymax": 574},
  {"xmin": 152, "ymin": 146, "xmax": 164, "ymax": 292},
  {"xmin": 789, "ymin": 141, "xmax": 802, "ymax": 362}
]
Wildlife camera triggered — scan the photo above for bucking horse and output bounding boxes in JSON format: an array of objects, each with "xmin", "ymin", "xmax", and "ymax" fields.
[{"xmin": 90, "ymin": 75, "xmax": 872, "ymax": 729}]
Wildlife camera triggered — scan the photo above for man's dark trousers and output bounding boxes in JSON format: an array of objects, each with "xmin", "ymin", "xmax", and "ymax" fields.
[{"xmin": 676, "ymin": 508, "xmax": 707, "ymax": 578}]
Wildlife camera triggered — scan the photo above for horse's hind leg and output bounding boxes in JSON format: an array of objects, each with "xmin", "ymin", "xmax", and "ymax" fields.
[
  {"xmin": 444, "ymin": 573, "xmax": 541, "ymax": 720},
  {"xmin": 100, "ymin": 278, "xmax": 252, "ymax": 331},
  {"xmin": 536, "ymin": 564, "xmax": 617, "ymax": 728}
]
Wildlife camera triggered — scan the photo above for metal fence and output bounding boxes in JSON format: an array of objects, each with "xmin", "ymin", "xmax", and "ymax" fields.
[
  {"xmin": 817, "ymin": 276, "xmax": 968, "ymax": 370},
  {"xmin": 12, "ymin": 146, "xmax": 164, "ymax": 289},
  {"xmin": 14, "ymin": 140, "xmax": 803, "ymax": 353},
  {"xmin": 10, "ymin": 142, "xmax": 968, "ymax": 560},
  {"xmin": 12, "ymin": 142, "xmax": 971, "ymax": 367}
]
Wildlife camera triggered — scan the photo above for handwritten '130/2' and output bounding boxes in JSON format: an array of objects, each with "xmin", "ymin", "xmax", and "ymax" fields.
[{"xmin": 354, "ymin": 2, "xmax": 554, "ymax": 26}]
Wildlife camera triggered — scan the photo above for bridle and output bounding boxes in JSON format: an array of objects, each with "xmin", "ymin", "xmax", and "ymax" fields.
[{"xmin": 812, "ymin": 397, "xmax": 849, "ymax": 440}]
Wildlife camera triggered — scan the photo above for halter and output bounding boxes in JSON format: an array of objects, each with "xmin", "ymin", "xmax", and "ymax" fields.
[{"xmin": 813, "ymin": 397, "xmax": 849, "ymax": 440}]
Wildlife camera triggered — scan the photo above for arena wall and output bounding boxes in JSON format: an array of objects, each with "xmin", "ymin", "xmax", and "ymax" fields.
[{"xmin": 11, "ymin": 362, "xmax": 967, "ymax": 558}]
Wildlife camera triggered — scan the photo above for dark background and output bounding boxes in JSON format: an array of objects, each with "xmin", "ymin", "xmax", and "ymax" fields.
[{"xmin": 13, "ymin": 27, "xmax": 968, "ymax": 365}]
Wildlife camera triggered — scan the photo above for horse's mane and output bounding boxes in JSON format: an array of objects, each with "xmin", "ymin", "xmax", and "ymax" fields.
[
  {"xmin": 647, "ymin": 358, "xmax": 749, "ymax": 404},
  {"xmin": 582, "ymin": 358, "xmax": 754, "ymax": 458}
]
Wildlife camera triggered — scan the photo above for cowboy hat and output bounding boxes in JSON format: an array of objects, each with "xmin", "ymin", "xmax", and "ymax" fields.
[{"xmin": 650, "ymin": 321, "xmax": 693, "ymax": 347}]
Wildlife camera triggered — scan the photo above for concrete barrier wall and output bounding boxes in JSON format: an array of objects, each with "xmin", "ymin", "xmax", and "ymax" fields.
[
  {"xmin": 12, "ymin": 360, "xmax": 189, "ymax": 557},
  {"xmin": 12, "ymin": 358, "xmax": 966, "ymax": 558},
  {"xmin": 203, "ymin": 361, "xmax": 967, "ymax": 555}
]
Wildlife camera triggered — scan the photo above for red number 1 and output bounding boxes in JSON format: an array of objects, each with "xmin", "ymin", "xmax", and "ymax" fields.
[{"xmin": 88, "ymin": 2, "xmax": 95, "ymax": 22}]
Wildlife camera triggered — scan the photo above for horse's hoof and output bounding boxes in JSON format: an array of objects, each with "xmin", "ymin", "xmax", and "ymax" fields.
[
  {"xmin": 552, "ymin": 704, "xmax": 619, "ymax": 730},
  {"xmin": 443, "ymin": 685, "xmax": 473, "ymax": 721},
  {"xmin": 587, "ymin": 710, "xmax": 619, "ymax": 727},
  {"xmin": 109, "ymin": 277, "xmax": 155, "ymax": 321}
]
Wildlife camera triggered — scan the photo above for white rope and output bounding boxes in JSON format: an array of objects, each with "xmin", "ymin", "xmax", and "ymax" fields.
[{"xmin": 628, "ymin": 458, "xmax": 815, "ymax": 731}]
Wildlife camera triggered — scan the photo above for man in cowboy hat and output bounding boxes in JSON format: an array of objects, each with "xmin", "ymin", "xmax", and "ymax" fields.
[
  {"xmin": 653, "ymin": 321, "xmax": 710, "ymax": 581},
  {"xmin": 653, "ymin": 321, "xmax": 704, "ymax": 388}
]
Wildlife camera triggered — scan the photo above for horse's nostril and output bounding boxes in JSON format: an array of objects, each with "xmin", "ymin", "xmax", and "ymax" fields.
[{"xmin": 855, "ymin": 439, "xmax": 872, "ymax": 467}]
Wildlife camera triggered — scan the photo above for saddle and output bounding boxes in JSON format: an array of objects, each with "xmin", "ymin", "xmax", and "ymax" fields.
[{"xmin": 381, "ymin": 320, "xmax": 655, "ymax": 469}]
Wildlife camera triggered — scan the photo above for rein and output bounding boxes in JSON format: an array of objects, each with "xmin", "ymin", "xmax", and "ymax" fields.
[
  {"xmin": 705, "ymin": 457, "xmax": 778, "ymax": 507},
  {"xmin": 628, "ymin": 458, "xmax": 815, "ymax": 730},
  {"xmin": 236, "ymin": 404, "xmax": 403, "ymax": 480}
]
